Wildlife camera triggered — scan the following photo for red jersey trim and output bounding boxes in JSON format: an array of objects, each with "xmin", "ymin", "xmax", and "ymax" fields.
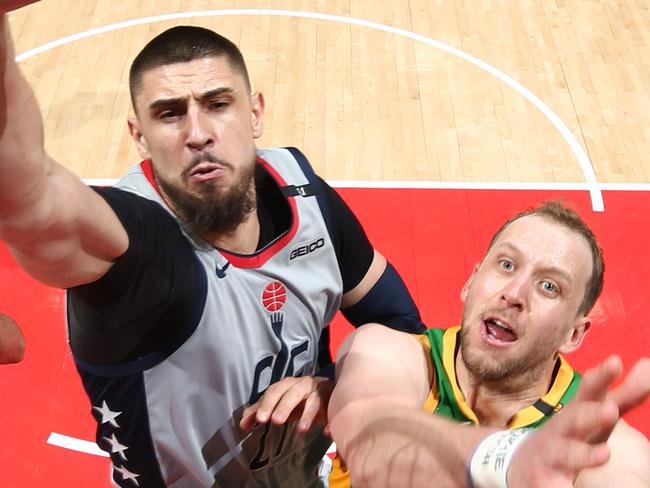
[{"xmin": 138, "ymin": 157, "xmax": 300, "ymax": 269}]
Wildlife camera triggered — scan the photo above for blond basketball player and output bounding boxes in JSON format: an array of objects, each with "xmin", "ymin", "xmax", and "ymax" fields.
[{"xmin": 327, "ymin": 201, "xmax": 650, "ymax": 487}]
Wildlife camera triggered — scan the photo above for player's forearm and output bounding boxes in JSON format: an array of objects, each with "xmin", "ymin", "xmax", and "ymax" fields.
[
  {"xmin": 0, "ymin": 15, "xmax": 50, "ymax": 219},
  {"xmin": 330, "ymin": 399, "xmax": 490, "ymax": 487}
]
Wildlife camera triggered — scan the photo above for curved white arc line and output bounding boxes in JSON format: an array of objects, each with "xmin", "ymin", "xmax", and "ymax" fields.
[
  {"xmin": 16, "ymin": 9, "xmax": 603, "ymax": 211},
  {"xmin": 47, "ymin": 432, "xmax": 109, "ymax": 457}
]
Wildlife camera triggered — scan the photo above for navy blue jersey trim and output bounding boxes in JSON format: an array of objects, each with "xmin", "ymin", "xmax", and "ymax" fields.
[
  {"xmin": 78, "ymin": 370, "xmax": 167, "ymax": 487},
  {"xmin": 285, "ymin": 147, "xmax": 337, "ymax": 369},
  {"xmin": 74, "ymin": 253, "xmax": 208, "ymax": 377},
  {"xmin": 342, "ymin": 262, "xmax": 425, "ymax": 333},
  {"xmin": 284, "ymin": 147, "xmax": 334, "ymax": 243},
  {"xmin": 532, "ymin": 399, "xmax": 555, "ymax": 416}
]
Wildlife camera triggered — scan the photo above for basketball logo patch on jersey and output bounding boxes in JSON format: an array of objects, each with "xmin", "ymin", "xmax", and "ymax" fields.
[
  {"xmin": 249, "ymin": 280, "xmax": 309, "ymax": 406},
  {"xmin": 261, "ymin": 281, "xmax": 287, "ymax": 312}
]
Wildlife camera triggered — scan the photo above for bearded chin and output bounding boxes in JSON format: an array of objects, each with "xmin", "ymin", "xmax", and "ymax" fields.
[
  {"xmin": 156, "ymin": 165, "xmax": 257, "ymax": 237},
  {"xmin": 458, "ymin": 322, "xmax": 552, "ymax": 387}
]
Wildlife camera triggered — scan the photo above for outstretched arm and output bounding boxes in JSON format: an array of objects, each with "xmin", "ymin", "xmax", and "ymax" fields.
[
  {"xmin": 0, "ymin": 5, "xmax": 127, "ymax": 288},
  {"xmin": 329, "ymin": 324, "xmax": 650, "ymax": 487},
  {"xmin": 507, "ymin": 356, "xmax": 650, "ymax": 487},
  {"xmin": 328, "ymin": 323, "xmax": 487, "ymax": 487}
]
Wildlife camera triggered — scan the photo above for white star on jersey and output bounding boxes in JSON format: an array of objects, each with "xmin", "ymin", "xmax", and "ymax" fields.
[
  {"xmin": 103, "ymin": 433, "xmax": 129, "ymax": 461},
  {"xmin": 114, "ymin": 465, "xmax": 140, "ymax": 486},
  {"xmin": 93, "ymin": 400, "xmax": 122, "ymax": 428}
]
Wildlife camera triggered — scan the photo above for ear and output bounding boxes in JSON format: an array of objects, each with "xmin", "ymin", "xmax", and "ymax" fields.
[
  {"xmin": 558, "ymin": 317, "xmax": 591, "ymax": 354},
  {"xmin": 250, "ymin": 91, "xmax": 265, "ymax": 139},
  {"xmin": 460, "ymin": 264, "xmax": 480, "ymax": 303},
  {"xmin": 127, "ymin": 117, "xmax": 152, "ymax": 160}
]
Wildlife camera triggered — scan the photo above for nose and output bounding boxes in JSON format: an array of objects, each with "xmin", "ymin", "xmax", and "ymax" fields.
[
  {"xmin": 185, "ymin": 106, "xmax": 214, "ymax": 150},
  {"xmin": 500, "ymin": 274, "xmax": 528, "ymax": 311}
]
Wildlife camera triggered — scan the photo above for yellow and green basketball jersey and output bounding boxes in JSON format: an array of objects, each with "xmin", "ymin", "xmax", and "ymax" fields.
[
  {"xmin": 420, "ymin": 326, "xmax": 581, "ymax": 428},
  {"xmin": 328, "ymin": 326, "xmax": 582, "ymax": 487}
]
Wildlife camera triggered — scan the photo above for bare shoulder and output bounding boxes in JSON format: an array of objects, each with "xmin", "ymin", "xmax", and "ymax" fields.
[
  {"xmin": 337, "ymin": 322, "xmax": 425, "ymax": 361},
  {"xmin": 575, "ymin": 420, "xmax": 650, "ymax": 487}
]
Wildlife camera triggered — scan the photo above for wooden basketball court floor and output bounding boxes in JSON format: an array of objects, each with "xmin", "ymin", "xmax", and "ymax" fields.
[{"xmin": 1, "ymin": 1, "xmax": 650, "ymax": 486}]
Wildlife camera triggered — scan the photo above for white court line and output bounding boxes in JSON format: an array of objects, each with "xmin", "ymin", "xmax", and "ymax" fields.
[
  {"xmin": 15, "ymin": 9, "xmax": 604, "ymax": 211},
  {"xmin": 48, "ymin": 429, "xmax": 336, "ymax": 459},
  {"xmin": 47, "ymin": 432, "xmax": 109, "ymax": 457},
  {"xmin": 48, "ymin": 428, "xmax": 337, "ymax": 459}
]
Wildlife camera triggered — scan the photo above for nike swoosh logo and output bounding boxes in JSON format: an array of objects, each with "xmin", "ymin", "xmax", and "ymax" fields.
[{"xmin": 216, "ymin": 261, "xmax": 230, "ymax": 279}]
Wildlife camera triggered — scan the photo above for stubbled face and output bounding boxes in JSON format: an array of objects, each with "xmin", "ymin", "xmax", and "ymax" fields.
[
  {"xmin": 459, "ymin": 215, "xmax": 593, "ymax": 383},
  {"xmin": 128, "ymin": 56, "xmax": 265, "ymax": 236}
]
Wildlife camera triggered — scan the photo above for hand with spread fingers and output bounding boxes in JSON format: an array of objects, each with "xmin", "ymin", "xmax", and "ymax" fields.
[
  {"xmin": 240, "ymin": 375, "xmax": 334, "ymax": 435},
  {"xmin": 507, "ymin": 355, "xmax": 650, "ymax": 487}
]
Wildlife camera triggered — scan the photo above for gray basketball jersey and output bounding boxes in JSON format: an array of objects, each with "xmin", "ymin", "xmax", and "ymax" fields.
[{"xmin": 73, "ymin": 148, "xmax": 343, "ymax": 487}]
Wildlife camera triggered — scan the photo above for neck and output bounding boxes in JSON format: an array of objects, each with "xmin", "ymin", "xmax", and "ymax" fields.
[{"xmin": 455, "ymin": 354, "xmax": 557, "ymax": 427}]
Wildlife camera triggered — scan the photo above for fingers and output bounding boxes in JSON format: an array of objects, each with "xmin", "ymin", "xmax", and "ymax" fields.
[
  {"xmin": 574, "ymin": 355, "xmax": 622, "ymax": 403},
  {"xmin": 558, "ymin": 399, "xmax": 619, "ymax": 441},
  {"xmin": 555, "ymin": 438, "xmax": 611, "ymax": 473},
  {"xmin": 265, "ymin": 377, "xmax": 317, "ymax": 424},
  {"xmin": 240, "ymin": 403, "xmax": 261, "ymax": 431},
  {"xmin": 509, "ymin": 401, "xmax": 617, "ymax": 485},
  {"xmin": 548, "ymin": 393, "xmax": 620, "ymax": 448},
  {"xmin": 298, "ymin": 389, "xmax": 323, "ymax": 432},
  {"xmin": 239, "ymin": 378, "xmax": 302, "ymax": 431},
  {"xmin": 608, "ymin": 357, "xmax": 650, "ymax": 415},
  {"xmin": 239, "ymin": 376, "xmax": 331, "ymax": 432}
]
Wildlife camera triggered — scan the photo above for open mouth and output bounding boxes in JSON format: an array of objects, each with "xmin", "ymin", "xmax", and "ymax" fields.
[
  {"xmin": 188, "ymin": 163, "xmax": 225, "ymax": 182},
  {"xmin": 483, "ymin": 317, "xmax": 517, "ymax": 343}
]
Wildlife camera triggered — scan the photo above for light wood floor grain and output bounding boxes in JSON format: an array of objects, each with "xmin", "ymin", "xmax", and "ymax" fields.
[{"xmin": 8, "ymin": 0, "xmax": 650, "ymax": 184}]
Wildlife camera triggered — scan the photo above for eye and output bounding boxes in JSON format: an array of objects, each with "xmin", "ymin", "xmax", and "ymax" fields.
[
  {"xmin": 159, "ymin": 111, "xmax": 179, "ymax": 120},
  {"xmin": 499, "ymin": 259, "xmax": 514, "ymax": 271},
  {"xmin": 209, "ymin": 100, "xmax": 229, "ymax": 110},
  {"xmin": 540, "ymin": 280, "xmax": 559, "ymax": 296}
]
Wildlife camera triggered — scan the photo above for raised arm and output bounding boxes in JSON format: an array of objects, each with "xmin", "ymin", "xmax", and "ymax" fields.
[
  {"xmin": 329, "ymin": 324, "xmax": 650, "ymax": 488},
  {"xmin": 0, "ymin": 7, "xmax": 127, "ymax": 288},
  {"xmin": 328, "ymin": 323, "xmax": 488, "ymax": 486}
]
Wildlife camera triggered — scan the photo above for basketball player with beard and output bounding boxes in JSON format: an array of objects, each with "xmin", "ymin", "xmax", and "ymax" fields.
[
  {"xmin": 327, "ymin": 201, "xmax": 650, "ymax": 487},
  {"xmin": 0, "ymin": 3, "xmax": 427, "ymax": 487}
]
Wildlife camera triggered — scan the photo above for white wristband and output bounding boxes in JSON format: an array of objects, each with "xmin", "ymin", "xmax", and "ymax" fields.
[{"xmin": 468, "ymin": 428, "xmax": 533, "ymax": 488}]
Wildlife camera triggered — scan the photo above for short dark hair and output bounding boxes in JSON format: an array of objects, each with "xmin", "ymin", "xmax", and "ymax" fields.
[
  {"xmin": 129, "ymin": 25, "xmax": 251, "ymax": 110},
  {"xmin": 485, "ymin": 200, "xmax": 604, "ymax": 316}
]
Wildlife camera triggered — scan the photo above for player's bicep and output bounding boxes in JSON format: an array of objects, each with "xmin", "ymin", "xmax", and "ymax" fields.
[
  {"xmin": 329, "ymin": 323, "xmax": 431, "ymax": 459},
  {"xmin": 340, "ymin": 251, "xmax": 386, "ymax": 308},
  {"xmin": 333, "ymin": 323, "xmax": 429, "ymax": 410},
  {"xmin": 4, "ymin": 162, "xmax": 127, "ymax": 288}
]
